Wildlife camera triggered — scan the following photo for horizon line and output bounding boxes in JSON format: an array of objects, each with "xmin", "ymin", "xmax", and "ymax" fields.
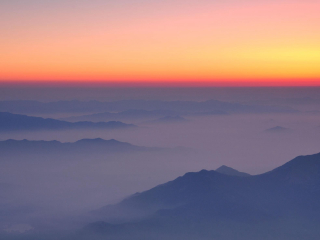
[{"xmin": 1, "ymin": 79, "xmax": 320, "ymax": 88}]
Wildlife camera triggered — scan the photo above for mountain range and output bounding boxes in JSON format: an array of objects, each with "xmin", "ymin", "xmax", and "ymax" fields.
[
  {"xmin": 0, "ymin": 100, "xmax": 296, "ymax": 116},
  {"xmin": 62, "ymin": 109, "xmax": 180, "ymax": 122},
  {"xmin": 146, "ymin": 115, "xmax": 188, "ymax": 124},
  {"xmin": 0, "ymin": 138, "xmax": 159, "ymax": 155},
  {"xmin": 0, "ymin": 112, "xmax": 134, "ymax": 132},
  {"xmin": 84, "ymin": 152, "xmax": 320, "ymax": 240}
]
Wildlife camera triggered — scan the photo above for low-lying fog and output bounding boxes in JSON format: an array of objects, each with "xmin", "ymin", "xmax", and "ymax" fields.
[{"xmin": 1, "ymin": 112, "xmax": 320, "ymax": 232}]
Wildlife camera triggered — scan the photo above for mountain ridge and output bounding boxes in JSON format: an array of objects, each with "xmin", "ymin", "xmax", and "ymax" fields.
[
  {"xmin": 0, "ymin": 138, "xmax": 159, "ymax": 154},
  {"xmin": 85, "ymin": 152, "xmax": 320, "ymax": 239},
  {"xmin": 0, "ymin": 112, "xmax": 134, "ymax": 132},
  {"xmin": 0, "ymin": 99, "xmax": 297, "ymax": 115}
]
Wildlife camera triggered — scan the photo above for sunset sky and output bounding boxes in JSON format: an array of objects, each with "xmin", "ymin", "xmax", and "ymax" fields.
[{"xmin": 1, "ymin": 0, "xmax": 319, "ymax": 86}]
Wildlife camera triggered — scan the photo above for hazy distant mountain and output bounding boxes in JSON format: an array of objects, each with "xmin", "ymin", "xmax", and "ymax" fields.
[
  {"xmin": 0, "ymin": 138, "xmax": 158, "ymax": 155},
  {"xmin": 0, "ymin": 99, "xmax": 297, "ymax": 115},
  {"xmin": 195, "ymin": 110, "xmax": 228, "ymax": 116},
  {"xmin": 265, "ymin": 126, "xmax": 289, "ymax": 132},
  {"xmin": 148, "ymin": 115, "xmax": 188, "ymax": 124},
  {"xmin": 216, "ymin": 165, "xmax": 251, "ymax": 177},
  {"xmin": 85, "ymin": 152, "xmax": 320, "ymax": 240},
  {"xmin": 258, "ymin": 97, "xmax": 320, "ymax": 106},
  {"xmin": 0, "ymin": 112, "xmax": 134, "ymax": 132},
  {"xmin": 63, "ymin": 110, "xmax": 227, "ymax": 123},
  {"xmin": 62, "ymin": 109, "xmax": 179, "ymax": 122}
]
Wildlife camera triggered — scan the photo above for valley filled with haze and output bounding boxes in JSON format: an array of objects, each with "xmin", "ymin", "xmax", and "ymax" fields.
[
  {"xmin": 1, "ymin": 87, "xmax": 320, "ymax": 239},
  {"xmin": 1, "ymin": 0, "xmax": 320, "ymax": 238}
]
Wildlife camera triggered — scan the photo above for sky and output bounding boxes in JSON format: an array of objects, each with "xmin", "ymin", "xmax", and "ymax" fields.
[{"xmin": 0, "ymin": 0, "xmax": 320, "ymax": 86}]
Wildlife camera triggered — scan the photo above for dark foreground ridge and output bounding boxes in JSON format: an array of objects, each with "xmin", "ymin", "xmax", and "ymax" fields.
[
  {"xmin": 0, "ymin": 112, "xmax": 135, "ymax": 132},
  {"xmin": 84, "ymin": 152, "xmax": 320, "ymax": 240}
]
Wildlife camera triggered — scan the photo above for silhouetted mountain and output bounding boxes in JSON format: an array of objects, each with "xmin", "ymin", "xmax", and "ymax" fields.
[
  {"xmin": 85, "ymin": 152, "xmax": 320, "ymax": 240},
  {"xmin": 216, "ymin": 165, "xmax": 251, "ymax": 177},
  {"xmin": 0, "ymin": 99, "xmax": 297, "ymax": 115},
  {"xmin": 0, "ymin": 112, "xmax": 134, "ymax": 132},
  {"xmin": 0, "ymin": 138, "xmax": 159, "ymax": 155},
  {"xmin": 265, "ymin": 126, "xmax": 289, "ymax": 132}
]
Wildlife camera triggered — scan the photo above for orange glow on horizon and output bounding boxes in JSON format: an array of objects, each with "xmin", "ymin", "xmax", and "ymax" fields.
[{"xmin": 1, "ymin": 0, "xmax": 319, "ymax": 86}]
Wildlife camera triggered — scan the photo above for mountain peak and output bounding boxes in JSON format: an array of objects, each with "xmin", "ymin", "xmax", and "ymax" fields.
[
  {"xmin": 216, "ymin": 165, "xmax": 251, "ymax": 177},
  {"xmin": 75, "ymin": 138, "xmax": 107, "ymax": 143}
]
